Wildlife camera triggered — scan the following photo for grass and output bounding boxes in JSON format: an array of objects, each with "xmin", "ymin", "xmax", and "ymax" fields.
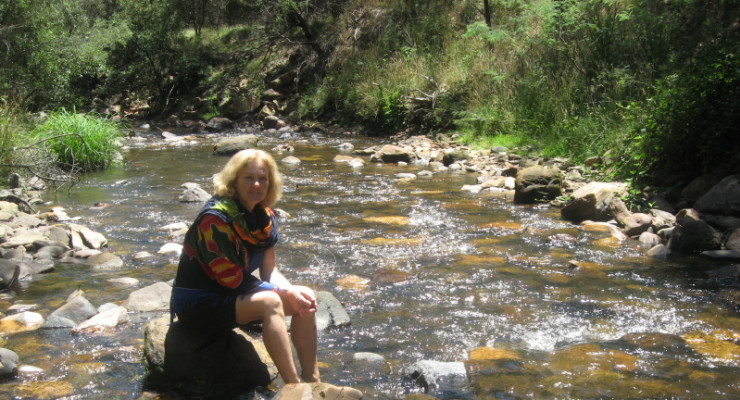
[{"xmin": 31, "ymin": 109, "xmax": 123, "ymax": 172}]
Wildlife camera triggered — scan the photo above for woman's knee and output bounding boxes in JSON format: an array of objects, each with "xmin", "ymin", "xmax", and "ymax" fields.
[{"xmin": 237, "ymin": 290, "xmax": 284, "ymax": 321}]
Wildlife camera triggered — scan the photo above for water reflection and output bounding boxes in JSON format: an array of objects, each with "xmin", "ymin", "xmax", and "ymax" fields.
[{"xmin": 0, "ymin": 130, "xmax": 737, "ymax": 399}]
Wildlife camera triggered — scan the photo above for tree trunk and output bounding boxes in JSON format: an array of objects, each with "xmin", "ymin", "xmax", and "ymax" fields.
[{"xmin": 483, "ymin": 0, "xmax": 492, "ymax": 27}]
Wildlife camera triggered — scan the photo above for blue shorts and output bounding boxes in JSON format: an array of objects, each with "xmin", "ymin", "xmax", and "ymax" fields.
[{"xmin": 170, "ymin": 283, "xmax": 274, "ymax": 333}]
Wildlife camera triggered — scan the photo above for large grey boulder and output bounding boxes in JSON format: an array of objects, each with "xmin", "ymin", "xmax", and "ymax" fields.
[
  {"xmin": 316, "ymin": 291, "xmax": 351, "ymax": 331},
  {"xmin": 694, "ymin": 175, "xmax": 740, "ymax": 217},
  {"xmin": 42, "ymin": 291, "xmax": 97, "ymax": 328},
  {"xmin": 0, "ymin": 348, "xmax": 19, "ymax": 378},
  {"xmin": 561, "ymin": 182, "xmax": 628, "ymax": 223},
  {"xmin": 514, "ymin": 165, "xmax": 563, "ymax": 204},
  {"xmin": 178, "ymin": 182, "xmax": 211, "ymax": 203},
  {"xmin": 123, "ymin": 281, "xmax": 172, "ymax": 312},
  {"xmin": 143, "ymin": 315, "xmax": 276, "ymax": 397},
  {"xmin": 213, "ymin": 134, "xmax": 260, "ymax": 156},
  {"xmin": 668, "ymin": 218, "xmax": 722, "ymax": 255},
  {"xmin": 85, "ymin": 252, "xmax": 124, "ymax": 270}
]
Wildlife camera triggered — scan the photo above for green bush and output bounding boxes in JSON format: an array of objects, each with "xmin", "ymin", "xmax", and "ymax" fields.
[{"xmin": 31, "ymin": 110, "xmax": 122, "ymax": 172}]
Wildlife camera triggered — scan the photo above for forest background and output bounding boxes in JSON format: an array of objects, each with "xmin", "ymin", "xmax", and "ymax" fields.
[{"xmin": 1, "ymin": 0, "xmax": 738, "ymax": 197}]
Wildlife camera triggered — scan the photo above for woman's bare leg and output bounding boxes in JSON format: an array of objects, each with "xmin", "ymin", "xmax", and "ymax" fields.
[
  {"xmin": 236, "ymin": 291, "xmax": 300, "ymax": 383},
  {"xmin": 291, "ymin": 312, "xmax": 320, "ymax": 382}
]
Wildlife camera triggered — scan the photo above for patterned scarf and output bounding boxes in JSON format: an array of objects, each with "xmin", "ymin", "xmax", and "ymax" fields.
[{"xmin": 204, "ymin": 196, "xmax": 279, "ymax": 252}]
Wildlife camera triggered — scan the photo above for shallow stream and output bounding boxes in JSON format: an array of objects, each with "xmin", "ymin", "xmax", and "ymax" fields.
[{"xmin": 1, "ymin": 129, "xmax": 739, "ymax": 399}]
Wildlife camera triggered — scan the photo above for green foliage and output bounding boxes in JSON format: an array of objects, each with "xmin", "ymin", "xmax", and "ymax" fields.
[
  {"xmin": 0, "ymin": 0, "xmax": 127, "ymax": 109},
  {"xmin": 31, "ymin": 110, "xmax": 122, "ymax": 172},
  {"xmin": 641, "ymin": 43, "xmax": 740, "ymax": 181},
  {"xmin": 2, "ymin": 0, "xmax": 739, "ymax": 188},
  {"xmin": 0, "ymin": 102, "xmax": 31, "ymax": 180}
]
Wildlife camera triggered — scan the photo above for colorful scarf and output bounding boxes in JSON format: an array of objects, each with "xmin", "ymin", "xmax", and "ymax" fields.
[{"xmin": 203, "ymin": 196, "xmax": 279, "ymax": 253}]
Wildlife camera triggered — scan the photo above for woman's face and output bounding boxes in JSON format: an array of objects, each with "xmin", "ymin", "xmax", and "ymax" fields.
[{"xmin": 235, "ymin": 159, "xmax": 269, "ymax": 212}]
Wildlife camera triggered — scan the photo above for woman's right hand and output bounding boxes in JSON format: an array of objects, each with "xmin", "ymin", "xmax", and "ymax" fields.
[{"xmin": 280, "ymin": 285, "xmax": 318, "ymax": 317}]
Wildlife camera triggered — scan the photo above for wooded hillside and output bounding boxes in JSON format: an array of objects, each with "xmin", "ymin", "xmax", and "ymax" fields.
[{"xmin": 1, "ymin": 0, "xmax": 738, "ymax": 188}]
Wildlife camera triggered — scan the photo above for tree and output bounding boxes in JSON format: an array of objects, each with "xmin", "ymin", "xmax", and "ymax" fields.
[{"xmin": 483, "ymin": 0, "xmax": 492, "ymax": 27}]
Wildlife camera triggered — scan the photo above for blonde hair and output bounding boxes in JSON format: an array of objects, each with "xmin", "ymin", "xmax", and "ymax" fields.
[{"xmin": 213, "ymin": 149, "xmax": 283, "ymax": 208}]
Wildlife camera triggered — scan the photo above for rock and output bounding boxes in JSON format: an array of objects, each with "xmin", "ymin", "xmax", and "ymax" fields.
[
  {"xmin": 442, "ymin": 150, "xmax": 470, "ymax": 166},
  {"xmin": 269, "ymin": 71, "xmax": 297, "ymax": 90},
  {"xmin": 623, "ymin": 213, "xmax": 653, "ymax": 237},
  {"xmin": 700, "ymin": 250, "xmax": 740, "ymax": 260},
  {"xmin": 222, "ymin": 95, "xmax": 260, "ymax": 119},
  {"xmin": 85, "ymin": 252, "xmax": 124, "ymax": 269},
  {"xmin": 607, "ymin": 197, "xmax": 632, "ymax": 226},
  {"xmin": 681, "ymin": 173, "xmax": 722, "ymax": 203},
  {"xmin": 68, "ymin": 223, "xmax": 108, "ymax": 249},
  {"xmin": 108, "ymin": 277, "xmax": 140, "ymax": 287},
  {"xmin": 676, "ymin": 208, "xmax": 702, "ymax": 221},
  {"xmin": 0, "ymin": 259, "xmax": 20, "ymax": 290},
  {"xmin": 282, "ymin": 155, "xmax": 301, "ymax": 165},
  {"xmin": 353, "ymin": 352, "xmax": 386, "ymax": 365},
  {"xmin": 1, "ymin": 230, "xmax": 45, "ymax": 249},
  {"xmin": 403, "ymin": 360, "xmax": 469, "ymax": 397},
  {"xmin": 264, "ymin": 115, "xmax": 286, "ymax": 130},
  {"xmin": 72, "ymin": 304, "xmax": 128, "ymax": 334},
  {"xmin": 10, "ymin": 214, "xmax": 44, "ymax": 228},
  {"xmin": 316, "ymin": 291, "xmax": 351, "ymax": 331},
  {"xmin": 143, "ymin": 315, "xmax": 276, "ymax": 397},
  {"xmin": 178, "ymin": 183, "xmax": 211, "ymax": 203},
  {"xmin": 561, "ymin": 182, "xmax": 627, "ymax": 223},
  {"xmin": 337, "ymin": 142, "xmax": 354, "ymax": 151},
  {"xmin": 668, "ymin": 218, "xmax": 722, "ymax": 255},
  {"xmin": 274, "ymin": 383, "xmax": 363, "ymax": 400},
  {"xmin": 704, "ymin": 215, "xmax": 740, "ymax": 230},
  {"xmin": 205, "ymin": 116, "xmax": 235, "ymax": 131},
  {"xmin": 395, "ymin": 173, "xmax": 416, "ymax": 180},
  {"xmin": 726, "ymin": 228, "xmax": 740, "ymax": 250},
  {"xmin": 44, "ymin": 225, "xmax": 71, "ymax": 245},
  {"xmin": 262, "ymin": 88, "xmax": 284, "ymax": 101},
  {"xmin": 693, "ymin": 175, "xmax": 740, "ymax": 217},
  {"xmin": 650, "ymin": 209, "xmax": 676, "ymax": 231},
  {"xmin": 638, "ymin": 231, "xmax": 662, "ymax": 247},
  {"xmin": 17, "ymin": 259, "xmax": 55, "ymax": 275},
  {"xmin": 0, "ymin": 348, "xmax": 20, "ymax": 378},
  {"xmin": 0, "ymin": 311, "xmax": 44, "ymax": 334},
  {"xmin": 647, "ymin": 244, "xmax": 670, "ymax": 258},
  {"xmin": 123, "ymin": 281, "xmax": 171, "ymax": 312},
  {"xmin": 213, "ymin": 135, "xmax": 259, "ymax": 156},
  {"xmin": 42, "ymin": 291, "xmax": 97, "ymax": 328},
  {"xmin": 0, "ymin": 201, "xmax": 19, "ymax": 214},
  {"xmin": 158, "ymin": 243, "xmax": 183, "ymax": 256},
  {"xmin": 514, "ymin": 165, "xmax": 563, "ymax": 204},
  {"xmin": 371, "ymin": 145, "xmax": 414, "ymax": 164},
  {"xmin": 33, "ymin": 245, "xmax": 67, "ymax": 260},
  {"xmin": 133, "ymin": 251, "xmax": 153, "ymax": 261}
]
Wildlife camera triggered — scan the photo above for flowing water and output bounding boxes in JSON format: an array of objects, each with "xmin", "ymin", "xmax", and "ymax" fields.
[{"xmin": 1, "ymin": 129, "xmax": 739, "ymax": 399}]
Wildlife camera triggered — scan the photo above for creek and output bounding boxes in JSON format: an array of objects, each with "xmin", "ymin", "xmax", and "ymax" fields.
[{"xmin": 1, "ymin": 129, "xmax": 739, "ymax": 399}]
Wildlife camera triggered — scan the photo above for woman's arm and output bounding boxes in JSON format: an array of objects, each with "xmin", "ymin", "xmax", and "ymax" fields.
[
  {"xmin": 259, "ymin": 247, "xmax": 317, "ymax": 316},
  {"xmin": 258, "ymin": 247, "xmax": 292, "ymax": 288}
]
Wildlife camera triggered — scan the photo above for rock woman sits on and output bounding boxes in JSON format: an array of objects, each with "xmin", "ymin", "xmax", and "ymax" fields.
[{"xmin": 170, "ymin": 149, "xmax": 320, "ymax": 383}]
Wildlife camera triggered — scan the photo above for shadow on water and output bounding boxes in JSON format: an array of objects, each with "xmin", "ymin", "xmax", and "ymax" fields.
[{"xmin": 0, "ymin": 129, "xmax": 738, "ymax": 399}]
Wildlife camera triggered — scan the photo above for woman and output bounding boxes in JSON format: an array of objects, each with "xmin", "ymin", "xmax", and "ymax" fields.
[{"xmin": 171, "ymin": 149, "xmax": 320, "ymax": 384}]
